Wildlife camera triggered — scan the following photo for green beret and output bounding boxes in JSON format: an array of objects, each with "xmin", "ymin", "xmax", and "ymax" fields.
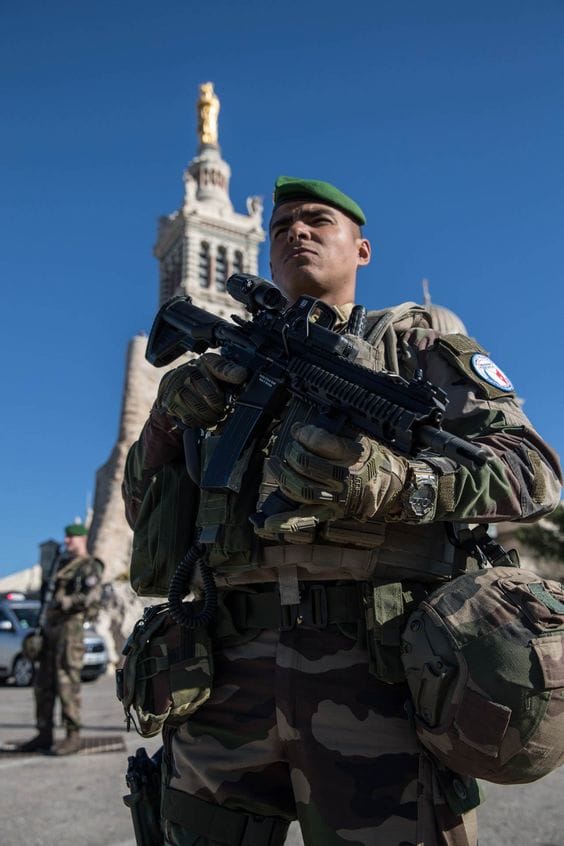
[
  {"xmin": 64, "ymin": 523, "xmax": 88, "ymax": 537},
  {"xmin": 273, "ymin": 175, "xmax": 366, "ymax": 226}
]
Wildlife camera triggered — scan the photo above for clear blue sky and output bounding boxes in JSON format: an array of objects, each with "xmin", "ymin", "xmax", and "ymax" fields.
[{"xmin": 1, "ymin": 1, "xmax": 562, "ymax": 577}]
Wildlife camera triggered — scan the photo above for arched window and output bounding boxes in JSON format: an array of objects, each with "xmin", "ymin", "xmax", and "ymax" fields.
[
  {"xmin": 198, "ymin": 242, "xmax": 210, "ymax": 288},
  {"xmin": 233, "ymin": 250, "xmax": 244, "ymax": 275},
  {"xmin": 215, "ymin": 246, "xmax": 227, "ymax": 291}
]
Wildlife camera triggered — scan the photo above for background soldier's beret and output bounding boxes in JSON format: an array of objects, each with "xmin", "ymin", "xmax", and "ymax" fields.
[
  {"xmin": 273, "ymin": 176, "xmax": 366, "ymax": 226},
  {"xmin": 64, "ymin": 523, "xmax": 88, "ymax": 537}
]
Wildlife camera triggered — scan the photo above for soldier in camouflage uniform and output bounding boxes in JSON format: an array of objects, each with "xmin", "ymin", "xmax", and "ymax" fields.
[
  {"xmin": 122, "ymin": 176, "xmax": 562, "ymax": 845},
  {"xmin": 18, "ymin": 523, "xmax": 104, "ymax": 755}
]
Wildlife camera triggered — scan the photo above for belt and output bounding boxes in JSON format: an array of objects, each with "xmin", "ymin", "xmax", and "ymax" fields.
[{"xmin": 219, "ymin": 582, "xmax": 363, "ymax": 631}]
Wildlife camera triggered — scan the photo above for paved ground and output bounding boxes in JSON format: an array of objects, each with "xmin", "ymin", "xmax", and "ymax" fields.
[{"xmin": 0, "ymin": 673, "xmax": 562, "ymax": 845}]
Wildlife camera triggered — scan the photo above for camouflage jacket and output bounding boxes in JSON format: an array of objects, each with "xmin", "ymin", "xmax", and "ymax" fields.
[
  {"xmin": 45, "ymin": 554, "xmax": 104, "ymax": 627},
  {"xmin": 122, "ymin": 305, "xmax": 562, "ymax": 585}
]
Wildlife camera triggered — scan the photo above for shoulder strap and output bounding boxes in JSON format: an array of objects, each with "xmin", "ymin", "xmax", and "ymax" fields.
[
  {"xmin": 364, "ymin": 302, "xmax": 432, "ymax": 373},
  {"xmin": 365, "ymin": 302, "xmax": 429, "ymax": 345}
]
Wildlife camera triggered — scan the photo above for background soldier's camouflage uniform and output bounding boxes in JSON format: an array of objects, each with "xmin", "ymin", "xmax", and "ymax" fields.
[{"xmin": 36, "ymin": 554, "xmax": 104, "ymax": 735}]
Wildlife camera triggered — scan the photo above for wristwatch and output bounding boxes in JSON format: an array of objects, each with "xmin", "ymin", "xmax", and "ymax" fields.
[{"xmin": 402, "ymin": 461, "xmax": 438, "ymax": 522}]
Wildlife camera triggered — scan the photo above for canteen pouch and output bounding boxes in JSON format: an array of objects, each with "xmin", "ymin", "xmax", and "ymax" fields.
[
  {"xmin": 364, "ymin": 581, "xmax": 428, "ymax": 684},
  {"xmin": 116, "ymin": 604, "xmax": 213, "ymax": 738},
  {"xmin": 129, "ymin": 460, "xmax": 199, "ymax": 597}
]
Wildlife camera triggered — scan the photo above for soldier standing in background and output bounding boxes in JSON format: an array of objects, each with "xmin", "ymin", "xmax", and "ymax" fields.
[
  {"xmin": 123, "ymin": 177, "xmax": 562, "ymax": 845},
  {"xmin": 18, "ymin": 523, "xmax": 104, "ymax": 756}
]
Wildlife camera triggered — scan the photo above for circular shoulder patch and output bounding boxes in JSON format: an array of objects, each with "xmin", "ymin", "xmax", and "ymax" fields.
[{"xmin": 470, "ymin": 354, "xmax": 514, "ymax": 392}]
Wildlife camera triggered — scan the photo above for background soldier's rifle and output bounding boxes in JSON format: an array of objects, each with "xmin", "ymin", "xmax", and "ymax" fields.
[{"xmin": 21, "ymin": 543, "xmax": 62, "ymax": 661}]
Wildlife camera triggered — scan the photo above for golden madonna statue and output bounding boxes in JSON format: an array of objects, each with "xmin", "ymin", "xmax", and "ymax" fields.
[{"xmin": 197, "ymin": 82, "xmax": 220, "ymax": 146}]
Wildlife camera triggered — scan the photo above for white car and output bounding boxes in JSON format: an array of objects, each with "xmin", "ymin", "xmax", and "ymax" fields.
[{"xmin": 0, "ymin": 597, "xmax": 109, "ymax": 687}]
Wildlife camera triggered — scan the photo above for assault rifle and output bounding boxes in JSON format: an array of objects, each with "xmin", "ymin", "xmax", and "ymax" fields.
[
  {"xmin": 147, "ymin": 274, "xmax": 490, "ymax": 498},
  {"xmin": 147, "ymin": 275, "xmax": 492, "ymax": 628}
]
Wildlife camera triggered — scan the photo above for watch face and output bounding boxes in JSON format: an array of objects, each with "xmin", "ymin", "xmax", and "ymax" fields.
[{"xmin": 409, "ymin": 484, "xmax": 435, "ymax": 518}]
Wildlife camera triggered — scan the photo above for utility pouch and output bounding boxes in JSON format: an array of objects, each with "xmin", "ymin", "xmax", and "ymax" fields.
[
  {"xmin": 197, "ymin": 437, "xmax": 263, "ymax": 573},
  {"xmin": 129, "ymin": 461, "xmax": 199, "ymax": 597},
  {"xmin": 116, "ymin": 604, "xmax": 213, "ymax": 738},
  {"xmin": 364, "ymin": 581, "xmax": 428, "ymax": 684}
]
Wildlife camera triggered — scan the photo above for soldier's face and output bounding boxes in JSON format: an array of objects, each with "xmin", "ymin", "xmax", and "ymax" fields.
[
  {"xmin": 64, "ymin": 535, "xmax": 87, "ymax": 556},
  {"xmin": 269, "ymin": 201, "xmax": 370, "ymax": 304}
]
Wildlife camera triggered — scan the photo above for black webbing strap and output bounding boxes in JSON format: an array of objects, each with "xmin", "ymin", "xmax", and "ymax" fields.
[
  {"xmin": 221, "ymin": 583, "xmax": 362, "ymax": 630},
  {"xmin": 162, "ymin": 787, "xmax": 290, "ymax": 846},
  {"xmin": 446, "ymin": 523, "xmax": 519, "ymax": 570}
]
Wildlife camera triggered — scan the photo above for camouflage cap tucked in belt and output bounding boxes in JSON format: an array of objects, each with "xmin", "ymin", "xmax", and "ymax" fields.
[{"xmin": 273, "ymin": 176, "xmax": 366, "ymax": 226}]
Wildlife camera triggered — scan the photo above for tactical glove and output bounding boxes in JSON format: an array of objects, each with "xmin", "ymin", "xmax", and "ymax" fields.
[
  {"xmin": 156, "ymin": 353, "xmax": 248, "ymax": 429},
  {"xmin": 256, "ymin": 423, "xmax": 416, "ymax": 536}
]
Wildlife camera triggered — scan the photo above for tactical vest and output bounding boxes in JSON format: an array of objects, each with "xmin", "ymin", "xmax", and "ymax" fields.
[{"xmin": 196, "ymin": 302, "xmax": 472, "ymax": 586}]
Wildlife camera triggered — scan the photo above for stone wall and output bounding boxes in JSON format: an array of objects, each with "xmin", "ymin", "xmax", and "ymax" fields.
[
  {"xmin": 86, "ymin": 336, "xmax": 163, "ymax": 660},
  {"xmin": 88, "ymin": 335, "xmax": 161, "ymax": 582}
]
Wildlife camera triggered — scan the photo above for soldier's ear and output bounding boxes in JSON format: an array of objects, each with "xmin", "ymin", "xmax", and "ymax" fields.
[{"xmin": 357, "ymin": 238, "xmax": 371, "ymax": 266}]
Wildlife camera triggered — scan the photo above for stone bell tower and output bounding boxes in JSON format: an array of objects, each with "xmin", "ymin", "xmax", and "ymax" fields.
[
  {"xmin": 156, "ymin": 82, "xmax": 264, "ymax": 317},
  {"xmin": 88, "ymin": 83, "xmax": 265, "ymax": 593}
]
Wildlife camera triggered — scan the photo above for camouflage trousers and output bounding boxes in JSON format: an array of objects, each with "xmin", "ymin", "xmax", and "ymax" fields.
[
  {"xmin": 35, "ymin": 616, "xmax": 84, "ymax": 732},
  {"xmin": 162, "ymin": 616, "xmax": 478, "ymax": 846}
]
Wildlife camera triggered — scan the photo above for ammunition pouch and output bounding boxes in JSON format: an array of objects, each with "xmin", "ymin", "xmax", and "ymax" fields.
[
  {"xmin": 22, "ymin": 629, "xmax": 44, "ymax": 661},
  {"xmin": 116, "ymin": 604, "xmax": 213, "ymax": 738},
  {"xmin": 130, "ymin": 461, "xmax": 199, "ymax": 597},
  {"xmin": 259, "ymin": 518, "xmax": 472, "ymax": 583},
  {"xmin": 197, "ymin": 436, "xmax": 263, "ymax": 574},
  {"xmin": 363, "ymin": 581, "xmax": 430, "ymax": 684}
]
